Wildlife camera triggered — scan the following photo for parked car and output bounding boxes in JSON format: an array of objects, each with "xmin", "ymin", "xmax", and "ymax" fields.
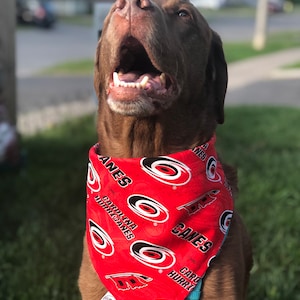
[
  {"xmin": 268, "ymin": 0, "xmax": 284, "ymax": 12},
  {"xmin": 16, "ymin": 0, "xmax": 56, "ymax": 28},
  {"xmin": 245, "ymin": 0, "xmax": 285, "ymax": 13}
]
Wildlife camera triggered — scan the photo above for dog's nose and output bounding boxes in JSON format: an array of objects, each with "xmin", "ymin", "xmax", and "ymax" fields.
[
  {"xmin": 115, "ymin": 0, "xmax": 126, "ymax": 10},
  {"xmin": 115, "ymin": 0, "xmax": 153, "ymax": 11},
  {"xmin": 136, "ymin": 0, "xmax": 152, "ymax": 9}
]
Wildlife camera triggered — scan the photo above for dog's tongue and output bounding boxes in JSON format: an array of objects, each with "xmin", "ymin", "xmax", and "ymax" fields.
[{"xmin": 113, "ymin": 72, "xmax": 166, "ymax": 91}]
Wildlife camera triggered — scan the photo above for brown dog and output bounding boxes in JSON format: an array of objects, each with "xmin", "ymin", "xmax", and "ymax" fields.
[{"xmin": 79, "ymin": 0, "xmax": 252, "ymax": 299}]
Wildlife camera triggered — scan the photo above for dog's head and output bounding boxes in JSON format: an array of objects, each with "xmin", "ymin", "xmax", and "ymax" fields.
[{"xmin": 95, "ymin": 0, "xmax": 227, "ymax": 148}]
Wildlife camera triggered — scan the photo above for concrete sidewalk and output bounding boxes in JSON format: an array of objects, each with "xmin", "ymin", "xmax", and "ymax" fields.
[
  {"xmin": 17, "ymin": 48, "xmax": 300, "ymax": 135},
  {"xmin": 226, "ymin": 47, "xmax": 300, "ymax": 106}
]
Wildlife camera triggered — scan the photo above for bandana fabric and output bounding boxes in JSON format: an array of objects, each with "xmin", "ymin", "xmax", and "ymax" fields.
[{"xmin": 86, "ymin": 136, "xmax": 234, "ymax": 300}]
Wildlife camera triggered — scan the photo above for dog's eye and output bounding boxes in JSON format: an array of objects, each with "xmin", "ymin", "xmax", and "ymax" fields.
[{"xmin": 177, "ymin": 9, "xmax": 190, "ymax": 18}]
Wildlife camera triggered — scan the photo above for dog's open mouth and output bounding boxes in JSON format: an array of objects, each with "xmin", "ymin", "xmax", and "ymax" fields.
[{"xmin": 109, "ymin": 37, "xmax": 176, "ymax": 98}]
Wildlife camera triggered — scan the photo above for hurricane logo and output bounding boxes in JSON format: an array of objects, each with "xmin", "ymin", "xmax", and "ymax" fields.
[
  {"xmin": 219, "ymin": 210, "xmax": 233, "ymax": 234},
  {"xmin": 207, "ymin": 255, "xmax": 216, "ymax": 267},
  {"xmin": 140, "ymin": 157, "xmax": 191, "ymax": 186},
  {"xmin": 87, "ymin": 162, "xmax": 101, "ymax": 192},
  {"xmin": 127, "ymin": 195, "xmax": 169, "ymax": 223},
  {"xmin": 89, "ymin": 220, "xmax": 114, "ymax": 256},
  {"xmin": 206, "ymin": 156, "xmax": 221, "ymax": 182},
  {"xmin": 130, "ymin": 240, "xmax": 176, "ymax": 269}
]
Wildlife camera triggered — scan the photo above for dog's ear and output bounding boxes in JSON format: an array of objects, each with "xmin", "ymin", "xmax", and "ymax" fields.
[{"xmin": 207, "ymin": 31, "xmax": 228, "ymax": 124}]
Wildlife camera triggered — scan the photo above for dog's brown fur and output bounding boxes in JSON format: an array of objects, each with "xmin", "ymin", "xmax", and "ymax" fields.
[{"xmin": 78, "ymin": 0, "xmax": 252, "ymax": 298}]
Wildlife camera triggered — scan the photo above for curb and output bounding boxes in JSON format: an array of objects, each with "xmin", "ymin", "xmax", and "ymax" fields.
[
  {"xmin": 271, "ymin": 68, "xmax": 300, "ymax": 79},
  {"xmin": 17, "ymin": 97, "xmax": 96, "ymax": 136}
]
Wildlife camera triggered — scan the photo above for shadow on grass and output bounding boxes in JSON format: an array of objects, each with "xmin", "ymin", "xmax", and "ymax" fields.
[{"xmin": 0, "ymin": 107, "xmax": 299, "ymax": 299}]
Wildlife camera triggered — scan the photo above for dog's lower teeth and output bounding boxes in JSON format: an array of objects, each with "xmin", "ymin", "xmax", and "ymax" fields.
[
  {"xmin": 160, "ymin": 73, "xmax": 166, "ymax": 86},
  {"xmin": 113, "ymin": 72, "xmax": 150, "ymax": 89},
  {"xmin": 112, "ymin": 72, "xmax": 167, "ymax": 90},
  {"xmin": 140, "ymin": 76, "xmax": 149, "ymax": 88}
]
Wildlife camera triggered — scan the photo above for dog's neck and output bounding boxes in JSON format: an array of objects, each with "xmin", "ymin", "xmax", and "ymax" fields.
[
  {"xmin": 97, "ymin": 115, "xmax": 163, "ymax": 157},
  {"xmin": 97, "ymin": 106, "xmax": 215, "ymax": 158}
]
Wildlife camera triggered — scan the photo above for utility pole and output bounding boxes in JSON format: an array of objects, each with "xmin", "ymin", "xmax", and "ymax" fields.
[{"xmin": 252, "ymin": 0, "xmax": 269, "ymax": 50}]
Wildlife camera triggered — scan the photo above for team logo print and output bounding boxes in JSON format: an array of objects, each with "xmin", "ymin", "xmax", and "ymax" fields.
[
  {"xmin": 140, "ymin": 157, "xmax": 191, "ymax": 186},
  {"xmin": 89, "ymin": 220, "xmax": 114, "ymax": 256},
  {"xmin": 130, "ymin": 240, "xmax": 176, "ymax": 269},
  {"xmin": 87, "ymin": 162, "xmax": 101, "ymax": 192},
  {"xmin": 177, "ymin": 190, "xmax": 220, "ymax": 215},
  {"xmin": 105, "ymin": 273, "xmax": 153, "ymax": 291},
  {"xmin": 127, "ymin": 194, "xmax": 169, "ymax": 223},
  {"xmin": 207, "ymin": 255, "xmax": 216, "ymax": 267},
  {"xmin": 219, "ymin": 210, "xmax": 233, "ymax": 234},
  {"xmin": 206, "ymin": 156, "xmax": 221, "ymax": 182}
]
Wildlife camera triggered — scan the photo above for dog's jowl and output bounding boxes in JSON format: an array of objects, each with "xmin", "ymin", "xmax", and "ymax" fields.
[{"xmin": 78, "ymin": 0, "xmax": 253, "ymax": 299}]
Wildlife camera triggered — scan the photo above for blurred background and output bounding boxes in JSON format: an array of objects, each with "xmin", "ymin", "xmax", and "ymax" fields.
[{"xmin": 0, "ymin": 0, "xmax": 299, "ymax": 299}]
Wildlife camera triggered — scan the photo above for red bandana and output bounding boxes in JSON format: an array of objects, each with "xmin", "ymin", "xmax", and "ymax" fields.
[{"xmin": 86, "ymin": 136, "xmax": 234, "ymax": 300}]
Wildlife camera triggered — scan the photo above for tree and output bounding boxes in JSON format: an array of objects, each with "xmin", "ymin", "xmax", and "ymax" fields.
[{"xmin": 252, "ymin": 0, "xmax": 269, "ymax": 50}]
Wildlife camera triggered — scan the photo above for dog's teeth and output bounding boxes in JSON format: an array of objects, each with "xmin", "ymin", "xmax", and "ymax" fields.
[
  {"xmin": 160, "ymin": 73, "xmax": 166, "ymax": 86},
  {"xmin": 113, "ymin": 72, "xmax": 120, "ymax": 87},
  {"xmin": 113, "ymin": 73, "xmax": 149, "ymax": 89},
  {"xmin": 140, "ymin": 76, "xmax": 149, "ymax": 88}
]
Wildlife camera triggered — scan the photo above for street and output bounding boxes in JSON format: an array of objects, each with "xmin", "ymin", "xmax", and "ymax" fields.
[
  {"xmin": 16, "ymin": 22, "xmax": 96, "ymax": 77},
  {"xmin": 16, "ymin": 10, "xmax": 300, "ymax": 77}
]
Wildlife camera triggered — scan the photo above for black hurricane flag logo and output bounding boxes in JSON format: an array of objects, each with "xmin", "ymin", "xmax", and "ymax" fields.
[
  {"xmin": 206, "ymin": 156, "xmax": 221, "ymax": 182},
  {"xmin": 87, "ymin": 162, "xmax": 101, "ymax": 192},
  {"xmin": 89, "ymin": 220, "xmax": 114, "ymax": 256},
  {"xmin": 140, "ymin": 157, "xmax": 191, "ymax": 186},
  {"xmin": 105, "ymin": 273, "xmax": 153, "ymax": 291},
  {"xmin": 127, "ymin": 194, "xmax": 169, "ymax": 223},
  {"xmin": 130, "ymin": 240, "xmax": 176, "ymax": 269},
  {"xmin": 219, "ymin": 210, "xmax": 233, "ymax": 234},
  {"xmin": 177, "ymin": 190, "xmax": 220, "ymax": 215}
]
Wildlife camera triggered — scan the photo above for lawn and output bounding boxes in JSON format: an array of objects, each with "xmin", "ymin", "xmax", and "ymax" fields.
[
  {"xmin": 224, "ymin": 31, "xmax": 300, "ymax": 63},
  {"xmin": 282, "ymin": 60, "xmax": 300, "ymax": 69},
  {"xmin": 0, "ymin": 106, "xmax": 299, "ymax": 299}
]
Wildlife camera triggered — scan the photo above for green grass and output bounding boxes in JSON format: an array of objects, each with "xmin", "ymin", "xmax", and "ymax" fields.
[
  {"xmin": 39, "ymin": 59, "xmax": 94, "ymax": 76},
  {"xmin": 59, "ymin": 15, "xmax": 94, "ymax": 27},
  {"xmin": 224, "ymin": 31, "xmax": 300, "ymax": 63},
  {"xmin": 282, "ymin": 60, "xmax": 300, "ymax": 68},
  {"xmin": 217, "ymin": 106, "xmax": 300, "ymax": 300},
  {"xmin": 0, "ymin": 106, "xmax": 299, "ymax": 299}
]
